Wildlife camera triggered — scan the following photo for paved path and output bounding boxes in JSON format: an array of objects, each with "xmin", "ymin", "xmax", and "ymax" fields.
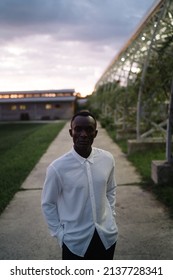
[{"xmin": 0, "ymin": 122, "xmax": 173, "ymax": 259}]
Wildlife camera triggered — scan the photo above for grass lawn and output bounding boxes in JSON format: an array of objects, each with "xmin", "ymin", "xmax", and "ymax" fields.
[
  {"xmin": 0, "ymin": 122, "xmax": 65, "ymax": 215},
  {"xmin": 104, "ymin": 123, "xmax": 173, "ymax": 218},
  {"xmin": 128, "ymin": 148, "xmax": 173, "ymax": 217}
]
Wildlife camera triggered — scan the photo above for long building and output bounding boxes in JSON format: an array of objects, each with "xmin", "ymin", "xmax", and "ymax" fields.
[{"xmin": 0, "ymin": 89, "xmax": 76, "ymax": 121}]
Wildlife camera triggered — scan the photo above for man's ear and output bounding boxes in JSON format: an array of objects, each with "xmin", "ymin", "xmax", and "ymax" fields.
[
  {"xmin": 69, "ymin": 129, "xmax": 73, "ymax": 137},
  {"xmin": 94, "ymin": 130, "xmax": 98, "ymax": 138}
]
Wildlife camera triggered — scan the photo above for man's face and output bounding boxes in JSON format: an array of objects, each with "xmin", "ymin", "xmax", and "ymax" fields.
[{"xmin": 69, "ymin": 115, "xmax": 98, "ymax": 155}]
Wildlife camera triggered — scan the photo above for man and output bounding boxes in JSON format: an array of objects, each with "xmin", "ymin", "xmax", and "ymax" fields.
[{"xmin": 41, "ymin": 111, "xmax": 118, "ymax": 259}]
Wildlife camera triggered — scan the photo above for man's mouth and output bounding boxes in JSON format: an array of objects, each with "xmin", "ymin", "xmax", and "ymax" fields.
[{"xmin": 78, "ymin": 140, "xmax": 89, "ymax": 145}]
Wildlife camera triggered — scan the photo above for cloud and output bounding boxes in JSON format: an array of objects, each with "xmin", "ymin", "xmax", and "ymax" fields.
[
  {"xmin": 0, "ymin": 0, "xmax": 155, "ymax": 95},
  {"xmin": 0, "ymin": 0, "xmax": 154, "ymax": 42}
]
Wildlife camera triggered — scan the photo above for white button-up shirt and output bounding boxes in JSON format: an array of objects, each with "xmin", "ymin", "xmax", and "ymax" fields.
[{"xmin": 41, "ymin": 147, "xmax": 118, "ymax": 257}]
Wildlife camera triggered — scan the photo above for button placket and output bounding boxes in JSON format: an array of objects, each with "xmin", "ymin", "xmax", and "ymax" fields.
[{"xmin": 85, "ymin": 161, "xmax": 97, "ymax": 222}]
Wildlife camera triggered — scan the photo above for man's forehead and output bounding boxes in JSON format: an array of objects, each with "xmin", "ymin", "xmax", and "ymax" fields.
[{"xmin": 72, "ymin": 115, "xmax": 96, "ymax": 127}]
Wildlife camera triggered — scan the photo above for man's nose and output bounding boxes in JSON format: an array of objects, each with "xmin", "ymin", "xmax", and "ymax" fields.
[{"xmin": 80, "ymin": 129, "xmax": 87, "ymax": 136}]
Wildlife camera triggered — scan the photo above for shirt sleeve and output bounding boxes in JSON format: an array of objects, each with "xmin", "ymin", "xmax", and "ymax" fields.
[
  {"xmin": 106, "ymin": 157, "xmax": 116, "ymax": 218},
  {"xmin": 41, "ymin": 165, "xmax": 64, "ymax": 246}
]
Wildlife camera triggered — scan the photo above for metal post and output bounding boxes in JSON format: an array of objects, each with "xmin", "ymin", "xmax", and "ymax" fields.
[
  {"xmin": 166, "ymin": 79, "xmax": 173, "ymax": 163},
  {"xmin": 136, "ymin": 0, "xmax": 168, "ymax": 140}
]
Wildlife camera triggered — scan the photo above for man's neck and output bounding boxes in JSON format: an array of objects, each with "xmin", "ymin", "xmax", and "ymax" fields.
[{"xmin": 74, "ymin": 146, "xmax": 92, "ymax": 158}]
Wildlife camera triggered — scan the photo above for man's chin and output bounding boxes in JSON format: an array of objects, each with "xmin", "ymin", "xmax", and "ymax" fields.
[
  {"xmin": 77, "ymin": 145, "xmax": 90, "ymax": 150},
  {"xmin": 78, "ymin": 142, "xmax": 89, "ymax": 146},
  {"xmin": 75, "ymin": 142, "xmax": 91, "ymax": 150}
]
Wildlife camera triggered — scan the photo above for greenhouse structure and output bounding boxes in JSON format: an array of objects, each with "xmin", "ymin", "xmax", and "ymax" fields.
[{"xmin": 91, "ymin": 0, "xmax": 173, "ymax": 183}]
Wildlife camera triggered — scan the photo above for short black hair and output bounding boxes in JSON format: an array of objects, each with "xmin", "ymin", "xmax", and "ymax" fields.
[{"xmin": 70, "ymin": 110, "xmax": 97, "ymax": 128}]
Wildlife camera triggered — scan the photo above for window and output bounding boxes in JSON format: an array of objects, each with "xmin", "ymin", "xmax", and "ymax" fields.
[
  {"xmin": 11, "ymin": 105, "xmax": 17, "ymax": 110},
  {"xmin": 0, "ymin": 94, "xmax": 9, "ymax": 98},
  {"xmin": 10, "ymin": 94, "xmax": 18, "ymax": 98},
  {"xmin": 41, "ymin": 93, "xmax": 56, "ymax": 97},
  {"xmin": 55, "ymin": 104, "xmax": 60, "ymax": 108},
  {"xmin": 20, "ymin": 105, "xmax": 26, "ymax": 110},
  {"xmin": 45, "ymin": 104, "xmax": 52, "ymax": 110}
]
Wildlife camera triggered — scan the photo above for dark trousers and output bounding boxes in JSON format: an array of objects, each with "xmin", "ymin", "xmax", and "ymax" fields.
[{"xmin": 62, "ymin": 230, "xmax": 116, "ymax": 260}]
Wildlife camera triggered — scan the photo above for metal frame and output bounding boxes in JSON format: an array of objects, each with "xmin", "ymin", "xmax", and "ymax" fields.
[{"xmin": 94, "ymin": 0, "xmax": 173, "ymax": 157}]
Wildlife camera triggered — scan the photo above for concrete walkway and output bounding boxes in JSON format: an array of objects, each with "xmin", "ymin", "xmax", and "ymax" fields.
[{"xmin": 0, "ymin": 122, "xmax": 173, "ymax": 259}]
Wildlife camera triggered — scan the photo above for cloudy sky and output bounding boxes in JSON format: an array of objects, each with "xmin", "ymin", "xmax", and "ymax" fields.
[{"xmin": 0, "ymin": 0, "xmax": 156, "ymax": 96}]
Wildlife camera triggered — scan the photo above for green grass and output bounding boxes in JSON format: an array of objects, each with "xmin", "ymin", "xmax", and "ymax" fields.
[
  {"xmin": 128, "ymin": 149, "xmax": 173, "ymax": 217},
  {"xmin": 128, "ymin": 149, "xmax": 165, "ymax": 183},
  {"xmin": 0, "ymin": 122, "xmax": 65, "ymax": 214},
  {"xmin": 103, "ymin": 123, "xmax": 173, "ymax": 217}
]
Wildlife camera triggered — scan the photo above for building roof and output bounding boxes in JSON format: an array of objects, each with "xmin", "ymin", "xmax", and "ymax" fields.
[
  {"xmin": 0, "ymin": 89, "xmax": 75, "ymax": 95},
  {"xmin": 0, "ymin": 96, "xmax": 76, "ymax": 104}
]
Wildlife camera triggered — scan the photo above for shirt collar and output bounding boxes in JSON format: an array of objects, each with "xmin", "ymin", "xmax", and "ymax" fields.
[{"xmin": 71, "ymin": 147, "xmax": 94, "ymax": 164}]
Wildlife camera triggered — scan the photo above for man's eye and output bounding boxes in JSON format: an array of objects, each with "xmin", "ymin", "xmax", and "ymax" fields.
[
  {"xmin": 74, "ymin": 127, "xmax": 94, "ymax": 133},
  {"xmin": 86, "ymin": 127, "xmax": 94, "ymax": 133},
  {"xmin": 74, "ymin": 127, "xmax": 82, "ymax": 132}
]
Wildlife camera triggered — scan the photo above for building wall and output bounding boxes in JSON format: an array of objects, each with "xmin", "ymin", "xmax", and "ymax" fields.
[{"xmin": 0, "ymin": 101, "xmax": 75, "ymax": 121}]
